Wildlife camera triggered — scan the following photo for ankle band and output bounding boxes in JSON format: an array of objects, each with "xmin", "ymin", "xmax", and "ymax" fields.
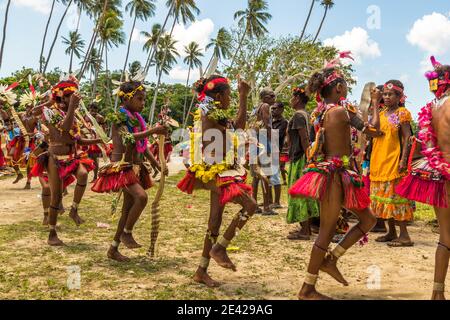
[
  {"xmin": 217, "ymin": 236, "xmax": 231, "ymax": 248},
  {"xmin": 332, "ymin": 245, "xmax": 347, "ymax": 259},
  {"xmin": 199, "ymin": 257, "xmax": 210, "ymax": 269},
  {"xmin": 124, "ymin": 228, "xmax": 132, "ymax": 234},
  {"xmin": 49, "ymin": 225, "xmax": 56, "ymax": 230},
  {"xmin": 111, "ymin": 240, "xmax": 120, "ymax": 248},
  {"xmin": 304, "ymin": 272, "xmax": 319, "ymax": 286},
  {"xmin": 72, "ymin": 202, "xmax": 79, "ymax": 210},
  {"xmin": 433, "ymin": 282, "xmax": 445, "ymax": 292}
]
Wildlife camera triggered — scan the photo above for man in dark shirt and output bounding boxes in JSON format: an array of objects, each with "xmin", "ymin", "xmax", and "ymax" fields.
[
  {"xmin": 270, "ymin": 102, "xmax": 288, "ymax": 208},
  {"xmin": 286, "ymin": 87, "xmax": 319, "ymax": 240}
]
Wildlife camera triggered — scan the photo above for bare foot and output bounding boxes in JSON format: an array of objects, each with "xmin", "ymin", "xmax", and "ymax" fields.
[
  {"xmin": 107, "ymin": 246, "xmax": 130, "ymax": 262},
  {"xmin": 23, "ymin": 182, "xmax": 31, "ymax": 190},
  {"xmin": 375, "ymin": 233, "xmax": 397, "ymax": 243},
  {"xmin": 193, "ymin": 268, "xmax": 221, "ymax": 288},
  {"xmin": 120, "ymin": 233, "xmax": 142, "ymax": 249},
  {"xmin": 42, "ymin": 214, "xmax": 49, "ymax": 226},
  {"xmin": 69, "ymin": 207, "xmax": 85, "ymax": 226},
  {"xmin": 320, "ymin": 254, "xmax": 349, "ymax": 286},
  {"xmin": 13, "ymin": 174, "xmax": 24, "ymax": 184},
  {"xmin": 298, "ymin": 284, "xmax": 333, "ymax": 300},
  {"xmin": 47, "ymin": 231, "xmax": 64, "ymax": 246},
  {"xmin": 287, "ymin": 232, "xmax": 311, "ymax": 241},
  {"xmin": 431, "ymin": 291, "xmax": 446, "ymax": 300},
  {"xmin": 210, "ymin": 244, "xmax": 237, "ymax": 271}
]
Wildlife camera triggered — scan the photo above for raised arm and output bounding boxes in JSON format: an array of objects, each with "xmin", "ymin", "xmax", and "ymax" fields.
[
  {"xmin": 370, "ymin": 88, "xmax": 382, "ymax": 130},
  {"xmin": 234, "ymin": 79, "xmax": 251, "ymax": 130},
  {"xmin": 61, "ymin": 93, "xmax": 81, "ymax": 132}
]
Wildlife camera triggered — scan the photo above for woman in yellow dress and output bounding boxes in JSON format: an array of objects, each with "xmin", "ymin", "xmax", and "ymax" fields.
[{"xmin": 370, "ymin": 80, "xmax": 415, "ymax": 247}]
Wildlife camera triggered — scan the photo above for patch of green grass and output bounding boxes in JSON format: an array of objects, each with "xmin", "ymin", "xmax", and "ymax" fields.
[{"xmin": 414, "ymin": 203, "xmax": 435, "ymax": 222}]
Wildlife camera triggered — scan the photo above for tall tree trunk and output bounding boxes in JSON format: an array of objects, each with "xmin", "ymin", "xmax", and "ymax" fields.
[
  {"xmin": 0, "ymin": 0, "xmax": 12, "ymax": 70},
  {"xmin": 148, "ymin": 17, "xmax": 177, "ymax": 124},
  {"xmin": 105, "ymin": 45, "xmax": 113, "ymax": 108},
  {"xmin": 230, "ymin": 28, "xmax": 246, "ymax": 67},
  {"xmin": 144, "ymin": 4, "xmax": 173, "ymax": 74},
  {"xmin": 313, "ymin": 7, "xmax": 329, "ymax": 43},
  {"xmin": 92, "ymin": 42, "xmax": 104, "ymax": 100},
  {"xmin": 79, "ymin": 0, "xmax": 109, "ymax": 79},
  {"xmin": 114, "ymin": 14, "xmax": 137, "ymax": 110},
  {"xmin": 69, "ymin": 47, "xmax": 74, "ymax": 73},
  {"xmin": 76, "ymin": 7, "xmax": 82, "ymax": 32},
  {"xmin": 182, "ymin": 65, "xmax": 192, "ymax": 125},
  {"xmin": 39, "ymin": 0, "xmax": 56, "ymax": 73},
  {"xmin": 122, "ymin": 15, "xmax": 137, "ymax": 79},
  {"xmin": 300, "ymin": 0, "xmax": 315, "ymax": 42},
  {"xmin": 43, "ymin": 0, "xmax": 74, "ymax": 74},
  {"xmin": 183, "ymin": 93, "xmax": 197, "ymax": 129}
]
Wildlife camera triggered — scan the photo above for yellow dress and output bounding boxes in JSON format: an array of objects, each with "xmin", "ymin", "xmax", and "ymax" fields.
[{"xmin": 369, "ymin": 107, "xmax": 414, "ymax": 221}]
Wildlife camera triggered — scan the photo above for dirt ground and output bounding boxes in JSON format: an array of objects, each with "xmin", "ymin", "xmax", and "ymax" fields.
[{"xmin": 0, "ymin": 158, "xmax": 443, "ymax": 300}]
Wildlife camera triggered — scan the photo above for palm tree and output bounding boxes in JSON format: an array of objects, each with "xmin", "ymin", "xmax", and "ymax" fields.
[
  {"xmin": 79, "ymin": 0, "xmax": 122, "ymax": 79},
  {"xmin": 0, "ymin": 0, "xmax": 12, "ymax": 70},
  {"xmin": 82, "ymin": 46, "xmax": 101, "ymax": 84},
  {"xmin": 141, "ymin": 23, "xmax": 161, "ymax": 67},
  {"xmin": 93, "ymin": 10, "xmax": 125, "ymax": 101},
  {"xmin": 148, "ymin": 0, "xmax": 200, "ymax": 124},
  {"xmin": 232, "ymin": 0, "xmax": 272, "ymax": 65},
  {"xmin": 74, "ymin": 0, "xmax": 93, "ymax": 33},
  {"xmin": 155, "ymin": 35, "xmax": 179, "ymax": 75},
  {"xmin": 182, "ymin": 42, "xmax": 203, "ymax": 124},
  {"xmin": 62, "ymin": 31, "xmax": 85, "ymax": 72},
  {"xmin": 300, "ymin": 0, "xmax": 317, "ymax": 41},
  {"xmin": 43, "ymin": 0, "xmax": 74, "ymax": 74},
  {"xmin": 38, "ymin": 0, "xmax": 57, "ymax": 72},
  {"xmin": 148, "ymin": 34, "xmax": 180, "ymax": 123},
  {"xmin": 313, "ymin": 0, "xmax": 335, "ymax": 43},
  {"xmin": 121, "ymin": 0, "xmax": 156, "ymax": 79},
  {"xmin": 206, "ymin": 27, "xmax": 232, "ymax": 62}
]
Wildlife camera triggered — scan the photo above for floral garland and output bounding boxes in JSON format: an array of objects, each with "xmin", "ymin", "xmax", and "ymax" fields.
[
  {"xmin": 418, "ymin": 101, "xmax": 450, "ymax": 180},
  {"xmin": 119, "ymin": 107, "xmax": 148, "ymax": 154},
  {"xmin": 46, "ymin": 105, "xmax": 81, "ymax": 140}
]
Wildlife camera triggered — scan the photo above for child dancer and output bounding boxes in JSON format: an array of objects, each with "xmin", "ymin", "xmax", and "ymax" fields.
[
  {"xmin": 91, "ymin": 80, "xmax": 167, "ymax": 261},
  {"xmin": 177, "ymin": 75, "xmax": 257, "ymax": 287}
]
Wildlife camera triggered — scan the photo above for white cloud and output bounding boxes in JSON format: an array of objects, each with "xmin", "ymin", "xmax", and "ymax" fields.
[
  {"xmin": 169, "ymin": 66, "xmax": 200, "ymax": 82},
  {"xmin": 12, "ymin": 0, "xmax": 52, "ymax": 14},
  {"xmin": 407, "ymin": 12, "xmax": 450, "ymax": 56},
  {"xmin": 323, "ymin": 27, "xmax": 381, "ymax": 64},
  {"xmin": 131, "ymin": 28, "xmax": 149, "ymax": 44},
  {"xmin": 399, "ymin": 74, "xmax": 410, "ymax": 83},
  {"xmin": 171, "ymin": 19, "xmax": 214, "ymax": 57},
  {"xmin": 66, "ymin": 5, "xmax": 81, "ymax": 30}
]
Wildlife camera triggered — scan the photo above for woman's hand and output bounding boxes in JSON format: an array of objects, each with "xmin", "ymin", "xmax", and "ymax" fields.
[
  {"xmin": 69, "ymin": 92, "xmax": 82, "ymax": 109},
  {"xmin": 371, "ymin": 87, "xmax": 382, "ymax": 104},
  {"xmin": 238, "ymin": 75, "xmax": 251, "ymax": 97}
]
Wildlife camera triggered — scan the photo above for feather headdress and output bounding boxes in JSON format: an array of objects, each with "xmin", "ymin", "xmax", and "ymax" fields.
[{"xmin": 0, "ymin": 82, "xmax": 19, "ymax": 106}]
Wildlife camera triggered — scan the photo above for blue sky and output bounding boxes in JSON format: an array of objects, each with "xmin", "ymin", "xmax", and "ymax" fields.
[{"xmin": 1, "ymin": 0, "xmax": 450, "ymax": 117}]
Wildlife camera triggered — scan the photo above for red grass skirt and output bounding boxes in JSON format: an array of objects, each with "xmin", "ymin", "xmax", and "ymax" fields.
[
  {"xmin": 289, "ymin": 166, "xmax": 371, "ymax": 211},
  {"xmin": 30, "ymin": 153, "xmax": 95, "ymax": 188},
  {"xmin": 87, "ymin": 145, "xmax": 102, "ymax": 157},
  {"xmin": 177, "ymin": 171, "xmax": 253, "ymax": 206},
  {"xmin": 149, "ymin": 142, "xmax": 173, "ymax": 162},
  {"xmin": 92, "ymin": 163, "xmax": 154, "ymax": 193},
  {"xmin": 395, "ymin": 158, "xmax": 448, "ymax": 208}
]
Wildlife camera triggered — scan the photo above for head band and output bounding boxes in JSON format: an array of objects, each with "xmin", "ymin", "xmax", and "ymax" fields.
[
  {"xmin": 384, "ymin": 82, "xmax": 406, "ymax": 104},
  {"xmin": 425, "ymin": 56, "xmax": 450, "ymax": 98},
  {"xmin": 197, "ymin": 77, "xmax": 229, "ymax": 102},
  {"xmin": 52, "ymin": 81, "xmax": 79, "ymax": 99},
  {"xmin": 322, "ymin": 71, "xmax": 343, "ymax": 89},
  {"xmin": 293, "ymin": 87, "xmax": 306, "ymax": 95},
  {"xmin": 117, "ymin": 85, "xmax": 145, "ymax": 100}
]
